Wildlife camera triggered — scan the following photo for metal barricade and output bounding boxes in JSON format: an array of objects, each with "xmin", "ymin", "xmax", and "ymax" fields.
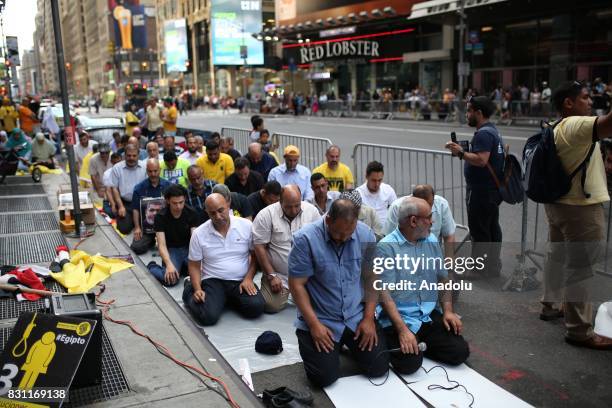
[
  {"xmin": 352, "ymin": 143, "xmax": 467, "ymax": 226},
  {"xmin": 271, "ymin": 132, "xmax": 333, "ymax": 171},
  {"xmin": 220, "ymin": 127, "xmax": 252, "ymax": 155}
]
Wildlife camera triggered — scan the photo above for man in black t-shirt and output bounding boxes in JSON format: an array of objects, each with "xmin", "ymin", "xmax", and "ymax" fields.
[
  {"xmin": 247, "ymin": 181, "xmax": 282, "ymax": 219},
  {"xmin": 148, "ymin": 184, "xmax": 200, "ymax": 286},
  {"xmin": 445, "ymin": 96, "xmax": 504, "ymax": 277},
  {"xmin": 225, "ymin": 157, "xmax": 264, "ymax": 196}
]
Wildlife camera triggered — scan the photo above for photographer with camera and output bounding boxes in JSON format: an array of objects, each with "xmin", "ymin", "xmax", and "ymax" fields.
[{"xmin": 445, "ymin": 96, "xmax": 504, "ymax": 278}]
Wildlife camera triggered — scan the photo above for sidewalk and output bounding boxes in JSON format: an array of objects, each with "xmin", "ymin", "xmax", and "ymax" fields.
[{"xmin": 3, "ymin": 173, "xmax": 260, "ymax": 408}]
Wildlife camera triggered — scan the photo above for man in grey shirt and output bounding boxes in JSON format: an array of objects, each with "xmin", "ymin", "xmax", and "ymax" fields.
[{"xmin": 108, "ymin": 144, "xmax": 146, "ymax": 234}]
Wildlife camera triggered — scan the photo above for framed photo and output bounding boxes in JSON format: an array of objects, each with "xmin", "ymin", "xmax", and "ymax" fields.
[{"xmin": 141, "ymin": 197, "xmax": 165, "ymax": 234}]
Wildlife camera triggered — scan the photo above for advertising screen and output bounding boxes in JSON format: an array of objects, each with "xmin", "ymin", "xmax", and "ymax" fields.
[
  {"xmin": 108, "ymin": 0, "xmax": 148, "ymax": 49},
  {"xmin": 164, "ymin": 19, "xmax": 189, "ymax": 73},
  {"xmin": 211, "ymin": 0, "xmax": 264, "ymax": 66}
]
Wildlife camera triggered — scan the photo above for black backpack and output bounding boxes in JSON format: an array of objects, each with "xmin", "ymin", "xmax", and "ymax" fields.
[
  {"xmin": 486, "ymin": 146, "xmax": 524, "ymax": 205},
  {"xmin": 522, "ymin": 121, "xmax": 596, "ymax": 203}
]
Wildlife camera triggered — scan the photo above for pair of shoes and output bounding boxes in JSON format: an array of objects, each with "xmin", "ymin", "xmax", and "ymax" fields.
[
  {"xmin": 539, "ymin": 306, "xmax": 564, "ymax": 321},
  {"xmin": 565, "ymin": 334, "xmax": 612, "ymax": 350},
  {"xmin": 263, "ymin": 387, "xmax": 313, "ymax": 407}
]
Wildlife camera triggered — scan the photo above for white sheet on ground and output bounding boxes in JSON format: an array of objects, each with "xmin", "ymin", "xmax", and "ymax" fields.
[
  {"xmin": 400, "ymin": 358, "xmax": 534, "ymax": 408},
  {"xmin": 324, "ymin": 372, "xmax": 427, "ymax": 408}
]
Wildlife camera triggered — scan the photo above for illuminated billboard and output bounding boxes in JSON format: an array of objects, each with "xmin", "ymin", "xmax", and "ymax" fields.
[
  {"xmin": 164, "ymin": 19, "xmax": 189, "ymax": 73},
  {"xmin": 108, "ymin": 0, "xmax": 148, "ymax": 49},
  {"xmin": 211, "ymin": 0, "xmax": 264, "ymax": 66}
]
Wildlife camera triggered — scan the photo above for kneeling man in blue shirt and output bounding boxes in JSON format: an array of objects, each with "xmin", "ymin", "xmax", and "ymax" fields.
[{"xmin": 376, "ymin": 196, "xmax": 469, "ymax": 374}]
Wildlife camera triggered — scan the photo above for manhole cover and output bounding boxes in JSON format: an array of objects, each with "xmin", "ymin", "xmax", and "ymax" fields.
[{"xmin": 0, "ymin": 212, "xmax": 59, "ymax": 234}]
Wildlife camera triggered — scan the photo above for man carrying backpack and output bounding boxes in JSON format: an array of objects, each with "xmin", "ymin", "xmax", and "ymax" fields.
[
  {"xmin": 538, "ymin": 81, "xmax": 612, "ymax": 350},
  {"xmin": 445, "ymin": 96, "xmax": 504, "ymax": 278}
]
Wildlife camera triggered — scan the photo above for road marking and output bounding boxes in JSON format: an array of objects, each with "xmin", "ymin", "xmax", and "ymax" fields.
[{"xmin": 271, "ymin": 118, "xmax": 531, "ymax": 141}]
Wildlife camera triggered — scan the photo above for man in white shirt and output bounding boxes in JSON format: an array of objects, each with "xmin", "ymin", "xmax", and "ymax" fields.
[
  {"xmin": 356, "ymin": 161, "xmax": 397, "ymax": 224},
  {"xmin": 74, "ymin": 131, "xmax": 98, "ymax": 171},
  {"xmin": 179, "ymin": 135, "xmax": 202, "ymax": 165},
  {"xmin": 252, "ymin": 185, "xmax": 320, "ymax": 313},
  {"xmin": 183, "ymin": 193, "xmax": 265, "ymax": 325}
]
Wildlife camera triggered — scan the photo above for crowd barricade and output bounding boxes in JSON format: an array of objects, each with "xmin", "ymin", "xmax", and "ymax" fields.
[
  {"xmin": 352, "ymin": 143, "xmax": 467, "ymax": 227},
  {"xmin": 243, "ymin": 100, "xmax": 261, "ymax": 113},
  {"xmin": 270, "ymin": 132, "xmax": 333, "ymax": 170},
  {"xmin": 220, "ymin": 127, "xmax": 252, "ymax": 155}
]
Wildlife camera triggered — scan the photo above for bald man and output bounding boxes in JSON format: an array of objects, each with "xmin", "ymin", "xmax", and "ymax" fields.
[
  {"xmin": 130, "ymin": 158, "xmax": 171, "ymax": 254},
  {"xmin": 253, "ymin": 185, "xmax": 321, "ymax": 313},
  {"xmin": 183, "ymin": 193, "xmax": 265, "ymax": 325},
  {"xmin": 245, "ymin": 142, "xmax": 277, "ymax": 180}
]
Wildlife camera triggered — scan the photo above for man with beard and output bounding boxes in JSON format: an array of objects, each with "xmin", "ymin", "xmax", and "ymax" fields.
[
  {"xmin": 179, "ymin": 135, "xmax": 202, "ymax": 165},
  {"xmin": 267, "ymin": 145, "xmax": 313, "ymax": 201},
  {"xmin": 312, "ymin": 145, "xmax": 354, "ymax": 192}
]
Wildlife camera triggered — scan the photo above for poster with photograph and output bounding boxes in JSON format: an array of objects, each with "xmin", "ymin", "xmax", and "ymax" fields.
[{"xmin": 141, "ymin": 197, "xmax": 165, "ymax": 234}]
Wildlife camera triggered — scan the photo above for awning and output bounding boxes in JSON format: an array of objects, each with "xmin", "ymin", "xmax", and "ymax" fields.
[{"xmin": 407, "ymin": 0, "xmax": 509, "ymax": 20}]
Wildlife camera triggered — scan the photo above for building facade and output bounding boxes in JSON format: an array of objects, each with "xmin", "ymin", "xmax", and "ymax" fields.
[
  {"xmin": 34, "ymin": 0, "xmax": 60, "ymax": 95},
  {"xmin": 18, "ymin": 50, "xmax": 40, "ymax": 96}
]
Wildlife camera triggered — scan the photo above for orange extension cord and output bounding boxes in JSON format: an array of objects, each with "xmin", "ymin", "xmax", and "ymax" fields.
[{"xmin": 95, "ymin": 285, "xmax": 241, "ymax": 408}]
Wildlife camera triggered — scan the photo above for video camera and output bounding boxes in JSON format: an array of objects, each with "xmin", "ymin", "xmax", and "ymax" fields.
[{"xmin": 451, "ymin": 132, "xmax": 470, "ymax": 155}]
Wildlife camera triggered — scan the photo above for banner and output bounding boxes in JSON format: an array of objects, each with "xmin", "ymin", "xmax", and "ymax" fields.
[
  {"xmin": 164, "ymin": 19, "xmax": 189, "ymax": 73},
  {"xmin": 211, "ymin": 0, "xmax": 264, "ymax": 65},
  {"xmin": 6, "ymin": 36, "xmax": 20, "ymax": 66},
  {"xmin": 108, "ymin": 0, "xmax": 148, "ymax": 49}
]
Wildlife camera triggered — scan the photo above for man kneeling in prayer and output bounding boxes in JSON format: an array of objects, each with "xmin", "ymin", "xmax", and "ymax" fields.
[{"xmin": 376, "ymin": 196, "xmax": 469, "ymax": 374}]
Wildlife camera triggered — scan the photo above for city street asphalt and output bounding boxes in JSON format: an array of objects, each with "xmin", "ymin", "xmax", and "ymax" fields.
[{"xmin": 89, "ymin": 107, "xmax": 612, "ymax": 407}]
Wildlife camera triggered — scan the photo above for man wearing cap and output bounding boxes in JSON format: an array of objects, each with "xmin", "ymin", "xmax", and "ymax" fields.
[
  {"xmin": 160, "ymin": 150, "xmax": 190, "ymax": 187},
  {"xmin": 267, "ymin": 145, "xmax": 314, "ymax": 201},
  {"xmin": 289, "ymin": 199, "xmax": 389, "ymax": 387},
  {"xmin": 341, "ymin": 190, "xmax": 383, "ymax": 241},
  {"xmin": 89, "ymin": 143, "xmax": 113, "ymax": 198},
  {"xmin": 196, "ymin": 140, "xmax": 234, "ymax": 184},
  {"xmin": 244, "ymin": 142, "xmax": 277, "ymax": 180},
  {"xmin": 31, "ymin": 133, "xmax": 56, "ymax": 169},
  {"xmin": 183, "ymin": 193, "xmax": 265, "ymax": 326},
  {"xmin": 253, "ymin": 185, "xmax": 321, "ymax": 313},
  {"xmin": 312, "ymin": 145, "xmax": 354, "ymax": 192}
]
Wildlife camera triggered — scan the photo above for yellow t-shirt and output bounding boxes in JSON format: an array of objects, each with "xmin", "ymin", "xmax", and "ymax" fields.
[
  {"xmin": 163, "ymin": 106, "xmax": 178, "ymax": 132},
  {"xmin": 125, "ymin": 111, "xmax": 139, "ymax": 136},
  {"xmin": 554, "ymin": 116, "xmax": 609, "ymax": 205},
  {"xmin": 0, "ymin": 106, "xmax": 18, "ymax": 132},
  {"xmin": 196, "ymin": 153, "xmax": 235, "ymax": 184},
  {"xmin": 312, "ymin": 162, "xmax": 354, "ymax": 192}
]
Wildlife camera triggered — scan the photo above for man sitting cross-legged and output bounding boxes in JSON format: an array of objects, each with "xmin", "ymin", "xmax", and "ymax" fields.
[
  {"xmin": 147, "ymin": 184, "xmax": 200, "ymax": 286},
  {"xmin": 376, "ymin": 196, "xmax": 469, "ymax": 374},
  {"xmin": 182, "ymin": 193, "xmax": 265, "ymax": 325}
]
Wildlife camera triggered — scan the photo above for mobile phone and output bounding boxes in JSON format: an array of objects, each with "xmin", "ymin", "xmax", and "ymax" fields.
[{"xmin": 451, "ymin": 132, "xmax": 457, "ymax": 143}]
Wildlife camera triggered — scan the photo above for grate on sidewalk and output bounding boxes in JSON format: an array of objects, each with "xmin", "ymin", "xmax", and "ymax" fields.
[
  {"xmin": 0, "ymin": 197, "xmax": 52, "ymax": 212},
  {"xmin": 0, "ymin": 212, "xmax": 59, "ymax": 234},
  {"xmin": 0, "ymin": 185, "xmax": 45, "ymax": 196},
  {"xmin": 0, "ymin": 231, "xmax": 66, "ymax": 265}
]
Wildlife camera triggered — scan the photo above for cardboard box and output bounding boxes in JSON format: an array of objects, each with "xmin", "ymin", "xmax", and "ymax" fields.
[
  {"xmin": 56, "ymin": 184, "xmax": 91, "ymax": 207},
  {"xmin": 58, "ymin": 204, "xmax": 96, "ymax": 225}
]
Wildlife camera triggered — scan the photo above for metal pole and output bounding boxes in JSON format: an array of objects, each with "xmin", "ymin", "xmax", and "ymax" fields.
[
  {"xmin": 50, "ymin": 0, "xmax": 82, "ymax": 230},
  {"xmin": 458, "ymin": 0, "xmax": 465, "ymax": 99}
]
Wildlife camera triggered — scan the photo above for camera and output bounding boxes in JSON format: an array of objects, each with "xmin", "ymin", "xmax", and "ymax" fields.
[{"xmin": 451, "ymin": 131, "xmax": 470, "ymax": 155}]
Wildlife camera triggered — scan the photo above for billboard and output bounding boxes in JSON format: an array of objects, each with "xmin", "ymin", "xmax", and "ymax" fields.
[
  {"xmin": 211, "ymin": 0, "xmax": 264, "ymax": 66},
  {"xmin": 164, "ymin": 19, "xmax": 189, "ymax": 72},
  {"xmin": 108, "ymin": 0, "xmax": 148, "ymax": 49}
]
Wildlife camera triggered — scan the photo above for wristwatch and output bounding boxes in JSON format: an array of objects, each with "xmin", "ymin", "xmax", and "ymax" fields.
[{"xmin": 458, "ymin": 150, "xmax": 464, "ymax": 160}]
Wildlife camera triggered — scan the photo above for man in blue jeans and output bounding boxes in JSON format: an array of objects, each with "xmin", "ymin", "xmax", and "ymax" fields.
[{"xmin": 148, "ymin": 184, "xmax": 200, "ymax": 286}]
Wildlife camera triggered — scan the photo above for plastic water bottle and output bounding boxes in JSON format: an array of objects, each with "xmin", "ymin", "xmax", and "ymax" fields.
[{"xmin": 79, "ymin": 221, "xmax": 87, "ymax": 239}]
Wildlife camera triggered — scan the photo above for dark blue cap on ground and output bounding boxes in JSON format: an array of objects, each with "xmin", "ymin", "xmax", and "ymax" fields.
[{"xmin": 255, "ymin": 331, "xmax": 283, "ymax": 355}]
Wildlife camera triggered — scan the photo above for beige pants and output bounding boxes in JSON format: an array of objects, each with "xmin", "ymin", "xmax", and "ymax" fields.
[
  {"xmin": 260, "ymin": 276, "xmax": 290, "ymax": 313},
  {"xmin": 542, "ymin": 203, "xmax": 604, "ymax": 341}
]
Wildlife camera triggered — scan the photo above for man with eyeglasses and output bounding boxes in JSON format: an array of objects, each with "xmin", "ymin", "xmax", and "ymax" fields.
[
  {"xmin": 445, "ymin": 96, "xmax": 504, "ymax": 278},
  {"xmin": 376, "ymin": 196, "xmax": 469, "ymax": 374}
]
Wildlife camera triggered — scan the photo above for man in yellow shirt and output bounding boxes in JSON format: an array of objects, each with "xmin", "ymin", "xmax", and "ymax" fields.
[
  {"xmin": 0, "ymin": 99, "xmax": 19, "ymax": 133},
  {"xmin": 162, "ymin": 99, "xmax": 178, "ymax": 136},
  {"xmin": 312, "ymin": 145, "xmax": 354, "ymax": 192},
  {"xmin": 540, "ymin": 80, "xmax": 612, "ymax": 350},
  {"xmin": 196, "ymin": 140, "xmax": 234, "ymax": 184}
]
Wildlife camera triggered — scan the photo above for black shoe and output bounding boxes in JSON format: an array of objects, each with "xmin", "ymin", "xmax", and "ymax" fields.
[
  {"xmin": 263, "ymin": 387, "xmax": 313, "ymax": 406},
  {"xmin": 269, "ymin": 395, "xmax": 309, "ymax": 408},
  {"xmin": 539, "ymin": 306, "xmax": 563, "ymax": 321},
  {"xmin": 147, "ymin": 261, "xmax": 158, "ymax": 269}
]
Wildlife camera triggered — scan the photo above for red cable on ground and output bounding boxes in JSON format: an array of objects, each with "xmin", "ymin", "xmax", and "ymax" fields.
[{"xmin": 94, "ymin": 286, "xmax": 241, "ymax": 408}]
